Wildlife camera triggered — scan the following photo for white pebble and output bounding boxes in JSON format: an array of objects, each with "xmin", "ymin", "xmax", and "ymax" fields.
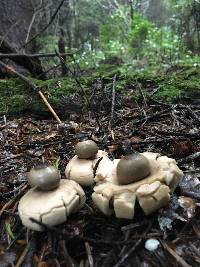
[{"xmin": 145, "ymin": 239, "xmax": 160, "ymax": 251}]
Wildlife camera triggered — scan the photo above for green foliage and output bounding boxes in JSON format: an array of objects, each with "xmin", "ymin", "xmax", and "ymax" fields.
[
  {"xmin": 74, "ymin": 10, "xmax": 193, "ymax": 69},
  {"xmin": 5, "ymin": 223, "xmax": 15, "ymax": 240},
  {"xmin": 135, "ymin": 65, "xmax": 200, "ymax": 102},
  {"xmin": 39, "ymin": 35, "xmax": 59, "ymax": 52},
  {"xmin": 128, "ymin": 14, "xmax": 153, "ymax": 51},
  {"xmin": 100, "ymin": 7, "xmax": 128, "ymax": 58},
  {"xmin": 37, "ymin": 0, "xmax": 199, "ymax": 72},
  {"xmin": 73, "ymin": 50, "xmax": 105, "ymax": 68},
  {"xmin": 100, "ymin": 8, "xmax": 128, "ymax": 43}
]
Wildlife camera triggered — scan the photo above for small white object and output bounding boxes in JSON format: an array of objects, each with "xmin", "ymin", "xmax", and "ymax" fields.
[{"xmin": 145, "ymin": 239, "xmax": 160, "ymax": 251}]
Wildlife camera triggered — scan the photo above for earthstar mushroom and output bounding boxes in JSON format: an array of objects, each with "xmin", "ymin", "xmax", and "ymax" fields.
[
  {"xmin": 92, "ymin": 152, "xmax": 183, "ymax": 219},
  {"xmin": 18, "ymin": 165, "xmax": 86, "ymax": 231},
  {"xmin": 65, "ymin": 140, "xmax": 110, "ymax": 186}
]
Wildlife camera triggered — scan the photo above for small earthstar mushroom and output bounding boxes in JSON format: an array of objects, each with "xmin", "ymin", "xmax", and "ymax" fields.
[
  {"xmin": 18, "ymin": 165, "xmax": 86, "ymax": 231},
  {"xmin": 28, "ymin": 164, "xmax": 60, "ymax": 190},
  {"xmin": 92, "ymin": 152, "xmax": 183, "ymax": 219},
  {"xmin": 75, "ymin": 140, "xmax": 98, "ymax": 159},
  {"xmin": 116, "ymin": 153, "xmax": 151, "ymax": 184},
  {"xmin": 65, "ymin": 140, "xmax": 110, "ymax": 186}
]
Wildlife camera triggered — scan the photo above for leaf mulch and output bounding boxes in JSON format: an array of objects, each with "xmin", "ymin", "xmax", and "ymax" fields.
[{"xmin": 0, "ymin": 97, "xmax": 200, "ymax": 267}]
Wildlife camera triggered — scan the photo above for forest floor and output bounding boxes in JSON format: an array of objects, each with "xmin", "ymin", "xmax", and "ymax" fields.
[{"xmin": 0, "ymin": 64, "xmax": 200, "ymax": 266}]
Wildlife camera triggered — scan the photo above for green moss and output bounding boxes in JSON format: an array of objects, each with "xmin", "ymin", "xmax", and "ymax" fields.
[
  {"xmin": 0, "ymin": 64, "xmax": 199, "ymax": 115},
  {"xmin": 0, "ymin": 77, "xmax": 78, "ymax": 114},
  {"xmin": 156, "ymin": 85, "xmax": 183, "ymax": 101},
  {"xmin": 120, "ymin": 65, "xmax": 200, "ymax": 102}
]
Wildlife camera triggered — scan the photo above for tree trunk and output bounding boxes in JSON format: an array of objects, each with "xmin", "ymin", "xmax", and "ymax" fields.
[
  {"xmin": 58, "ymin": 29, "xmax": 68, "ymax": 76},
  {"xmin": 0, "ymin": 0, "xmax": 46, "ymax": 78}
]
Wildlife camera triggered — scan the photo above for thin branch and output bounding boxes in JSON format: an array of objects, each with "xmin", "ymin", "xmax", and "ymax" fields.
[
  {"xmin": 38, "ymin": 90, "xmax": 62, "ymax": 123},
  {"xmin": 85, "ymin": 242, "xmax": 94, "ymax": 267},
  {"xmin": 25, "ymin": 3, "xmax": 53, "ymax": 43},
  {"xmin": 0, "ymin": 52, "xmax": 73, "ymax": 58},
  {"xmin": 23, "ymin": 0, "xmax": 67, "ymax": 47},
  {"xmin": 55, "ymin": 50, "xmax": 101, "ymax": 128},
  {"xmin": 161, "ymin": 241, "xmax": 192, "ymax": 267},
  {"xmin": 136, "ymin": 80, "xmax": 148, "ymax": 108},
  {"xmin": 109, "ymin": 74, "xmax": 117, "ymax": 128},
  {"xmin": 177, "ymin": 152, "xmax": 200, "ymax": 164}
]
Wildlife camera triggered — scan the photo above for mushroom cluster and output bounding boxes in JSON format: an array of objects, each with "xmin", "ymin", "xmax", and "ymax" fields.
[
  {"xmin": 92, "ymin": 152, "xmax": 183, "ymax": 219},
  {"xmin": 18, "ymin": 164, "xmax": 86, "ymax": 231},
  {"xmin": 18, "ymin": 140, "xmax": 184, "ymax": 231}
]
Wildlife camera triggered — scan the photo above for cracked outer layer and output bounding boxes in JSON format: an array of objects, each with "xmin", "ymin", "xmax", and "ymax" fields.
[
  {"xmin": 18, "ymin": 179, "xmax": 86, "ymax": 231},
  {"xmin": 65, "ymin": 150, "xmax": 110, "ymax": 186},
  {"xmin": 92, "ymin": 152, "xmax": 183, "ymax": 218}
]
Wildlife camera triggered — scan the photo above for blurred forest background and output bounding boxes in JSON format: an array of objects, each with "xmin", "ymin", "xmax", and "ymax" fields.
[
  {"xmin": 1, "ymin": 2, "xmax": 200, "ymax": 267},
  {"xmin": 0, "ymin": 0, "xmax": 200, "ymax": 114}
]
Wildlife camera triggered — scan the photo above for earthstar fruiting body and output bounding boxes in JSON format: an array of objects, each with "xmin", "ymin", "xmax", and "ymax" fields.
[
  {"xmin": 65, "ymin": 149, "xmax": 110, "ymax": 186},
  {"xmin": 18, "ymin": 179, "xmax": 86, "ymax": 231},
  {"xmin": 92, "ymin": 152, "xmax": 183, "ymax": 219}
]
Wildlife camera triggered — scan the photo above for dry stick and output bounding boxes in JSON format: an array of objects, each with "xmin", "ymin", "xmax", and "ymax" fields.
[
  {"xmin": 60, "ymin": 240, "xmax": 76, "ymax": 267},
  {"xmin": 15, "ymin": 241, "xmax": 31, "ymax": 267},
  {"xmin": 0, "ymin": 60, "xmax": 62, "ymax": 123},
  {"xmin": 177, "ymin": 152, "xmax": 200, "ymax": 164},
  {"xmin": 0, "ymin": 52, "xmax": 73, "ymax": 59},
  {"xmin": 109, "ymin": 74, "xmax": 117, "ymax": 128},
  {"xmin": 136, "ymin": 80, "xmax": 148, "ymax": 108},
  {"xmin": 25, "ymin": 3, "xmax": 52, "ymax": 44},
  {"xmin": 0, "ymin": 185, "xmax": 27, "ymax": 217},
  {"xmin": 161, "ymin": 241, "xmax": 192, "ymax": 267},
  {"xmin": 85, "ymin": 242, "xmax": 94, "ymax": 267},
  {"xmin": 55, "ymin": 51, "xmax": 101, "ymax": 128},
  {"xmin": 38, "ymin": 90, "xmax": 62, "ymax": 123}
]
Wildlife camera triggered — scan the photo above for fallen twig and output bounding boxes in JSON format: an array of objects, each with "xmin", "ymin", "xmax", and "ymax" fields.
[
  {"xmin": 15, "ymin": 241, "xmax": 31, "ymax": 267},
  {"xmin": 60, "ymin": 240, "xmax": 77, "ymax": 267},
  {"xmin": 178, "ymin": 152, "xmax": 200, "ymax": 164},
  {"xmin": 109, "ymin": 74, "xmax": 117, "ymax": 128},
  {"xmin": 0, "ymin": 52, "xmax": 73, "ymax": 59},
  {"xmin": 136, "ymin": 80, "xmax": 148, "ymax": 108},
  {"xmin": 85, "ymin": 242, "xmax": 94, "ymax": 267},
  {"xmin": 161, "ymin": 240, "xmax": 192, "ymax": 267},
  {"xmin": 154, "ymin": 130, "xmax": 199, "ymax": 138}
]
